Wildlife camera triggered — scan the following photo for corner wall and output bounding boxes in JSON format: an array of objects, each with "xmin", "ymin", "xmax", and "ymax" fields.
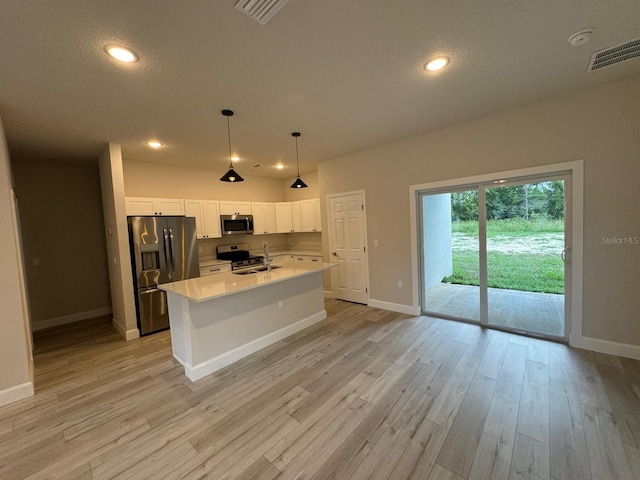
[
  {"xmin": 99, "ymin": 144, "xmax": 138, "ymax": 340},
  {"xmin": 318, "ymin": 74, "xmax": 640, "ymax": 350},
  {"xmin": 0, "ymin": 115, "xmax": 33, "ymax": 407}
]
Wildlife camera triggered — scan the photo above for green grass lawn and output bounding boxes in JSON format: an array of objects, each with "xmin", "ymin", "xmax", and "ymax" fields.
[
  {"xmin": 442, "ymin": 219, "xmax": 565, "ymax": 294},
  {"xmin": 442, "ymin": 251, "xmax": 564, "ymax": 294}
]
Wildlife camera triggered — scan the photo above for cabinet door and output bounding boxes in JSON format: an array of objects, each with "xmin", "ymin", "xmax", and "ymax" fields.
[
  {"xmin": 300, "ymin": 199, "xmax": 315, "ymax": 232},
  {"xmin": 291, "ymin": 201, "xmax": 301, "ymax": 232},
  {"xmin": 251, "ymin": 202, "xmax": 266, "ymax": 235},
  {"xmin": 202, "ymin": 201, "xmax": 221, "ymax": 238},
  {"xmin": 184, "ymin": 200, "xmax": 205, "ymax": 238},
  {"xmin": 236, "ymin": 202, "xmax": 252, "ymax": 215},
  {"xmin": 314, "ymin": 198, "xmax": 322, "ymax": 232},
  {"xmin": 125, "ymin": 197, "xmax": 156, "ymax": 216},
  {"xmin": 219, "ymin": 201, "xmax": 237, "ymax": 215},
  {"xmin": 156, "ymin": 198, "xmax": 185, "ymax": 215},
  {"xmin": 276, "ymin": 202, "xmax": 293, "ymax": 233},
  {"xmin": 263, "ymin": 203, "xmax": 277, "ymax": 234}
]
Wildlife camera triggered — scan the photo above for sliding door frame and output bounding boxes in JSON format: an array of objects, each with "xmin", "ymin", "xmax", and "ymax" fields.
[{"xmin": 410, "ymin": 160, "xmax": 583, "ymax": 344}]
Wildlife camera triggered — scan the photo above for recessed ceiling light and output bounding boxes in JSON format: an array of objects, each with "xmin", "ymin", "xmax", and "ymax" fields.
[
  {"xmin": 425, "ymin": 56, "xmax": 449, "ymax": 71},
  {"xmin": 230, "ymin": 155, "xmax": 240, "ymax": 162},
  {"xmin": 147, "ymin": 140, "xmax": 163, "ymax": 149},
  {"xmin": 276, "ymin": 163, "xmax": 284, "ymax": 169},
  {"xmin": 104, "ymin": 45, "xmax": 139, "ymax": 63}
]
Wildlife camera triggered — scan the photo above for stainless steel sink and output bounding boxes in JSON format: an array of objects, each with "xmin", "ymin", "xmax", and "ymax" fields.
[{"xmin": 232, "ymin": 265, "xmax": 282, "ymax": 275}]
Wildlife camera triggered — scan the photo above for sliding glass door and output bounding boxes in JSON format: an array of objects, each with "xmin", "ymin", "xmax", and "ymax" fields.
[{"xmin": 419, "ymin": 174, "xmax": 570, "ymax": 340}]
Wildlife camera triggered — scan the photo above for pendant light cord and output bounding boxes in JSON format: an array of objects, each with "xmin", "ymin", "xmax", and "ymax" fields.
[
  {"xmin": 295, "ymin": 135, "xmax": 300, "ymax": 177},
  {"xmin": 226, "ymin": 115, "xmax": 233, "ymax": 168}
]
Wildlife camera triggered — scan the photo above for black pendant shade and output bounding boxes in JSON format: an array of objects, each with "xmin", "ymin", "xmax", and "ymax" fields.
[
  {"xmin": 220, "ymin": 109, "xmax": 244, "ymax": 183},
  {"xmin": 290, "ymin": 131, "xmax": 308, "ymax": 189}
]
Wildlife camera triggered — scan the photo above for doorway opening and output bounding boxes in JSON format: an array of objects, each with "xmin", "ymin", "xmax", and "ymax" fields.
[{"xmin": 419, "ymin": 173, "xmax": 570, "ymax": 341}]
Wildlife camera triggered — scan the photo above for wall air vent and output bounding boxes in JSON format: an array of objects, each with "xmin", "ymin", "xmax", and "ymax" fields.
[
  {"xmin": 235, "ymin": 0, "xmax": 290, "ymax": 26},
  {"xmin": 588, "ymin": 38, "xmax": 640, "ymax": 72}
]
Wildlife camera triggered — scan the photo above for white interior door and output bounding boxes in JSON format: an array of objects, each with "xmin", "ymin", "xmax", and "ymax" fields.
[{"xmin": 328, "ymin": 192, "xmax": 368, "ymax": 304}]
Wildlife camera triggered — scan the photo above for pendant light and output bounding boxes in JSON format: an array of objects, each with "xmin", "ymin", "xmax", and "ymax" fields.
[
  {"xmin": 290, "ymin": 132, "xmax": 308, "ymax": 189},
  {"xmin": 220, "ymin": 109, "xmax": 244, "ymax": 182}
]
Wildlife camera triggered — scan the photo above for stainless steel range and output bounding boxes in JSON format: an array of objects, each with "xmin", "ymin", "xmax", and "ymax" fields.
[{"xmin": 216, "ymin": 243, "xmax": 264, "ymax": 270}]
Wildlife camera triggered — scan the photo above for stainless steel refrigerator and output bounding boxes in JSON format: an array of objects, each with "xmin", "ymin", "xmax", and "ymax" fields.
[{"xmin": 128, "ymin": 216, "xmax": 199, "ymax": 335}]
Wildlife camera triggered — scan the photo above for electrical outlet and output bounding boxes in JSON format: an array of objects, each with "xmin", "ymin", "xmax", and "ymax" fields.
[
  {"xmin": 374, "ymin": 239, "xmax": 379, "ymax": 247},
  {"xmin": 397, "ymin": 280, "xmax": 403, "ymax": 288},
  {"xmin": 278, "ymin": 300, "xmax": 284, "ymax": 309}
]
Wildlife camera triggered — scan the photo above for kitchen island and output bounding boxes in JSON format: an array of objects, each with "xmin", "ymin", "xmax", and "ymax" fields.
[{"xmin": 159, "ymin": 262, "xmax": 334, "ymax": 381}]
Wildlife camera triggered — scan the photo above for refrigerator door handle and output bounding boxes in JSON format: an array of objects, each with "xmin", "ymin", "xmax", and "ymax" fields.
[
  {"xmin": 163, "ymin": 228, "xmax": 172, "ymax": 281},
  {"xmin": 168, "ymin": 228, "xmax": 176, "ymax": 272}
]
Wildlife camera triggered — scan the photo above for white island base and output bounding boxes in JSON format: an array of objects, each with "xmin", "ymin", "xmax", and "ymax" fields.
[{"xmin": 161, "ymin": 265, "xmax": 330, "ymax": 381}]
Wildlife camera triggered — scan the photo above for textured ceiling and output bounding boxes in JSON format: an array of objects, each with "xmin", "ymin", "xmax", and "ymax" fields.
[{"xmin": 1, "ymin": 0, "xmax": 639, "ymax": 178}]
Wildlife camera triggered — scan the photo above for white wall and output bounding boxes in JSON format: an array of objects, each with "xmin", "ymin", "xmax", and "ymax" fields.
[
  {"xmin": 0, "ymin": 115, "xmax": 33, "ymax": 407},
  {"xmin": 99, "ymin": 144, "xmax": 138, "ymax": 340},
  {"xmin": 319, "ymin": 74, "xmax": 640, "ymax": 348},
  {"xmin": 13, "ymin": 161, "xmax": 111, "ymax": 329}
]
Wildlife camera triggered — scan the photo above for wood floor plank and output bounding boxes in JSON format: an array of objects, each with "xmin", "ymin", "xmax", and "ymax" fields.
[
  {"xmin": 598, "ymin": 364, "xmax": 640, "ymax": 447},
  {"xmin": 275, "ymin": 398, "xmax": 373, "ymax": 480},
  {"xmin": 436, "ymin": 374, "xmax": 497, "ymax": 478},
  {"xmin": 516, "ymin": 359, "xmax": 550, "ymax": 444},
  {"xmin": 426, "ymin": 354, "xmax": 480, "ymax": 428},
  {"xmin": 428, "ymin": 463, "xmax": 465, "ymax": 480},
  {"xmin": 549, "ymin": 377, "xmax": 592, "ymax": 480},
  {"xmin": 509, "ymin": 432, "xmax": 550, "ymax": 480},
  {"xmin": 582, "ymin": 403, "xmax": 635, "ymax": 480},
  {"xmin": 467, "ymin": 396, "xmax": 518, "ymax": 480},
  {"xmin": 495, "ymin": 342, "xmax": 527, "ymax": 403},
  {"xmin": 308, "ymin": 432, "xmax": 372, "ymax": 480},
  {"xmin": 2, "ymin": 300, "xmax": 638, "ymax": 480}
]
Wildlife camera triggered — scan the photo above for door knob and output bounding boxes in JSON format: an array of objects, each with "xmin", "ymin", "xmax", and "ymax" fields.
[{"xmin": 332, "ymin": 252, "xmax": 337, "ymax": 256}]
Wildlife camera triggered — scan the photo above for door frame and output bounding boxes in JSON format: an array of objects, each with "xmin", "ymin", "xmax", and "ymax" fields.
[
  {"xmin": 409, "ymin": 160, "xmax": 584, "ymax": 344},
  {"xmin": 326, "ymin": 190, "xmax": 370, "ymax": 304}
]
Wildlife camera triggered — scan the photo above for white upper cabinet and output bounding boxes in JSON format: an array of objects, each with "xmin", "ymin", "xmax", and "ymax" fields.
[
  {"xmin": 251, "ymin": 202, "xmax": 277, "ymax": 235},
  {"xmin": 220, "ymin": 201, "xmax": 251, "ymax": 215},
  {"xmin": 275, "ymin": 202, "xmax": 293, "ymax": 233},
  {"xmin": 300, "ymin": 198, "xmax": 322, "ymax": 232},
  {"xmin": 291, "ymin": 201, "xmax": 301, "ymax": 232},
  {"xmin": 125, "ymin": 197, "xmax": 185, "ymax": 216},
  {"xmin": 184, "ymin": 200, "xmax": 222, "ymax": 238}
]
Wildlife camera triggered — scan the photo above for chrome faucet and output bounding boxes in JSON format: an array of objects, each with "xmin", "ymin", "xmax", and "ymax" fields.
[{"xmin": 263, "ymin": 241, "xmax": 271, "ymax": 272}]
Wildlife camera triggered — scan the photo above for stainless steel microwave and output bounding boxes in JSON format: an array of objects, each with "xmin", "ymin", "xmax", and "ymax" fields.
[{"xmin": 221, "ymin": 215, "xmax": 254, "ymax": 235}]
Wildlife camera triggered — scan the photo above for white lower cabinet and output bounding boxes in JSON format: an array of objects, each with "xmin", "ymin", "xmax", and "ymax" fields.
[{"xmin": 199, "ymin": 263, "xmax": 231, "ymax": 276}]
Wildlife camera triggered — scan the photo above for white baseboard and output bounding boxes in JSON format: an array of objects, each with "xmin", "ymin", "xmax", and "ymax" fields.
[
  {"xmin": 112, "ymin": 319, "xmax": 140, "ymax": 341},
  {"xmin": 368, "ymin": 299, "xmax": 420, "ymax": 316},
  {"xmin": 570, "ymin": 334, "xmax": 640, "ymax": 361},
  {"xmin": 32, "ymin": 307, "xmax": 112, "ymax": 331},
  {"xmin": 0, "ymin": 381, "xmax": 34, "ymax": 408},
  {"xmin": 183, "ymin": 310, "xmax": 327, "ymax": 381}
]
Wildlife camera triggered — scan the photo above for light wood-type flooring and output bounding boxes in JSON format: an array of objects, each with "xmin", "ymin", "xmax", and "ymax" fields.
[{"xmin": 1, "ymin": 300, "xmax": 640, "ymax": 479}]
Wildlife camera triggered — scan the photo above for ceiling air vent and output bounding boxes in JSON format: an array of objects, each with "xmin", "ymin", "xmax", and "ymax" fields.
[
  {"xmin": 588, "ymin": 38, "xmax": 640, "ymax": 72},
  {"xmin": 235, "ymin": 0, "xmax": 290, "ymax": 26}
]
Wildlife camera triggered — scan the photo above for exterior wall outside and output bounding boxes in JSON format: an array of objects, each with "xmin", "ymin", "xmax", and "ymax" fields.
[{"xmin": 422, "ymin": 193, "xmax": 453, "ymax": 289}]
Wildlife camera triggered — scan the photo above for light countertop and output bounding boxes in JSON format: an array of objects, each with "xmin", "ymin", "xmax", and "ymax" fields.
[{"xmin": 159, "ymin": 262, "xmax": 334, "ymax": 303}]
